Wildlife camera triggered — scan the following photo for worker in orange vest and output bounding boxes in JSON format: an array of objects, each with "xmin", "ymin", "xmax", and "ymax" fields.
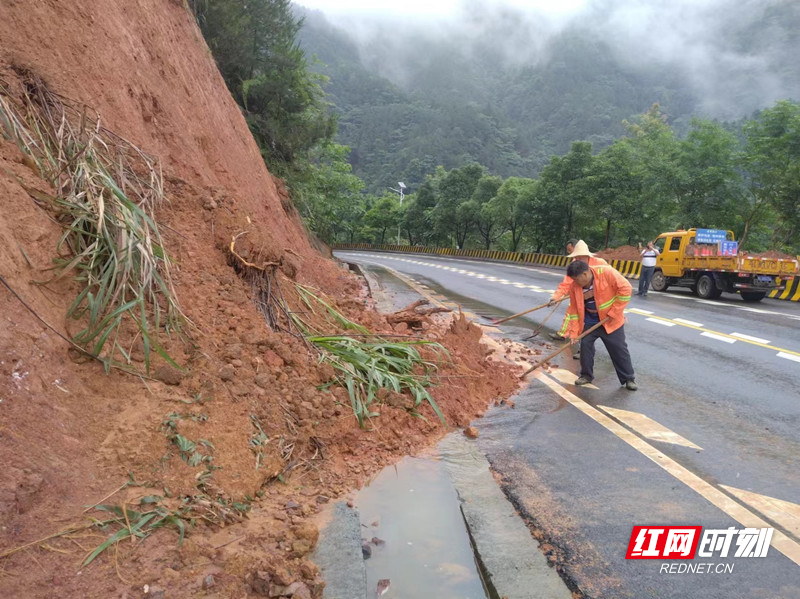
[
  {"xmin": 547, "ymin": 240, "xmax": 608, "ymax": 347},
  {"xmin": 559, "ymin": 260, "xmax": 637, "ymax": 391}
]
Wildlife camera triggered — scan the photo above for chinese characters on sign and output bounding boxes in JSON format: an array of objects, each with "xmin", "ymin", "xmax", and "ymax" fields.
[
  {"xmin": 719, "ymin": 241, "xmax": 738, "ymax": 256},
  {"xmin": 695, "ymin": 229, "xmax": 728, "ymax": 244},
  {"xmin": 626, "ymin": 526, "xmax": 772, "ymax": 561}
]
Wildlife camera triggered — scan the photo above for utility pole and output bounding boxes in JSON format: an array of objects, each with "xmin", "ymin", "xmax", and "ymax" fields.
[{"xmin": 389, "ymin": 182, "xmax": 406, "ymax": 245}]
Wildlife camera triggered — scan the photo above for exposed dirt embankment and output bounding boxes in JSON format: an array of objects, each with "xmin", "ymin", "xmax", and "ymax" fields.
[{"xmin": 0, "ymin": 2, "xmax": 519, "ymax": 598}]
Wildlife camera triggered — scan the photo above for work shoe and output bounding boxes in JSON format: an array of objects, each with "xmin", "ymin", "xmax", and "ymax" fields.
[
  {"xmin": 548, "ymin": 332, "xmax": 565, "ymax": 341},
  {"xmin": 574, "ymin": 376, "xmax": 592, "ymax": 386},
  {"xmin": 625, "ymin": 380, "xmax": 638, "ymax": 391}
]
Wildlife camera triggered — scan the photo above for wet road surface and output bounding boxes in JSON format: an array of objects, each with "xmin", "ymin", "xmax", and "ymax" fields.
[{"xmin": 338, "ymin": 250, "xmax": 800, "ymax": 598}]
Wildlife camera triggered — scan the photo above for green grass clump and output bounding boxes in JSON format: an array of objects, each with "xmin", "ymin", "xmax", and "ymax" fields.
[
  {"xmin": 0, "ymin": 75, "xmax": 183, "ymax": 371},
  {"xmin": 311, "ymin": 335, "xmax": 448, "ymax": 428},
  {"xmin": 289, "ymin": 284, "xmax": 449, "ymax": 428}
]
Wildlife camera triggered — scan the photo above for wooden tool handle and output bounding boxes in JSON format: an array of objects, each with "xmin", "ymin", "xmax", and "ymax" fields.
[
  {"xmin": 492, "ymin": 296, "xmax": 565, "ymax": 325},
  {"xmin": 520, "ymin": 317, "xmax": 610, "ymax": 378}
]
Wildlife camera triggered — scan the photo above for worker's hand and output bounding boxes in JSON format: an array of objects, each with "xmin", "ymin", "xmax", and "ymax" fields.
[
  {"xmin": 547, "ymin": 297, "xmax": 557, "ymax": 306},
  {"xmin": 569, "ymin": 337, "xmax": 578, "ymax": 346}
]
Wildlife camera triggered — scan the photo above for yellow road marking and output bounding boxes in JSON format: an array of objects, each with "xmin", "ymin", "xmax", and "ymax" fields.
[
  {"xmin": 534, "ymin": 371, "xmax": 800, "ymax": 567},
  {"xmin": 599, "ymin": 406, "xmax": 702, "ymax": 450},
  {"xmin": 546, "ymin": 367, "xmax": 599, "ymax": 388},
  {"xmin": 721, "ymin": 486, "xmax": 800, "ymax": 539}
]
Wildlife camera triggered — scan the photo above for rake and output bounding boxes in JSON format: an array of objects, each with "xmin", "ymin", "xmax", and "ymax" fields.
[{"xmin": 523, "ymin": 302, "xmax": 562, "ymax": 339}]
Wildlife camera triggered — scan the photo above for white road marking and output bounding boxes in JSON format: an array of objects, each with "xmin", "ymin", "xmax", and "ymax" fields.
[
  {"xmin": 673, "ymin": 318, "xmax": 704, "ymax": 327},
  {"xmin": 534, "ymin": 371, "xmax": 800, "ymax": 567},
  {"xmin": 777, "ymin": 352, "xmax": 800, "ymax": 363},
  {"xmin": 701, "ymin": 332, "xmax": 737, "ymax": 343},
  {"xmin": 696, "ymin": 299, "xmax": 728, "ymax": 306},
  {"xmin": 547, "ymin": 368, "xmax": 598, "ymax": 388},
  {"xmin": 721, "ymin": 486, "xmax": 800, "ymax": 538},
  {"xmin": 731, "ymin": 332, "xmax": 770, "ymax": 344},
  {"xmin": 600, "ymin": 406, "xmax": 702, "ymax": 450},
  {"xmin": 646, "ymin": 318, "xmax": 675, "ymax": 326}
]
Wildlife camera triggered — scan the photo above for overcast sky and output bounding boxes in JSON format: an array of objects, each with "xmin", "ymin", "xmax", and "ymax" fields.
[{"xmin": 297, "ymin": 0, "xmax": 590, "ymax": 19}]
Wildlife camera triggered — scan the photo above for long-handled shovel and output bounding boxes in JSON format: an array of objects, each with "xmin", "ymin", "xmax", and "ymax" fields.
[
  {"xmin": 519, "ymin": 317, "xmax": 610, "ymax": 379},
  {"xmin": 491, "ymin": 296, "xmax": 565, "ymax": 326},
  {"xmin": 523, "ymin": 302, "xmax": 561, "ymax": 339}
]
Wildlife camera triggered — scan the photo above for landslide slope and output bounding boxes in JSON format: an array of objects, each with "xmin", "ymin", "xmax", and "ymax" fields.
[{"xmin": 0, "ymin": 2, "xmax": 517, "ymax": 597}]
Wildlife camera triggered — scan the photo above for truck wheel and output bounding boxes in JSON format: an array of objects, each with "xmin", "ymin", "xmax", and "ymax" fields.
[
  {"xmin": 696, "ymin": 274, "xmax": 722, "ymax": 299},
  {"xmin": 650, "ymin": 270, "xmax": 668, "ymax": 292},
  {"xmin": 740, "ymin": 291, "xmax": 766, "ymax": 302}
]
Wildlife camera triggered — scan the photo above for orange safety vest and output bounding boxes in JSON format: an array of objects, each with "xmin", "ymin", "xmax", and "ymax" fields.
[
  {"xmin": 552, "ymin": 256, "xmax": 608, "ymax": 300},
  {"xmin": 558, "ymin": 264, "xmax": 632, "ymax": 338}
]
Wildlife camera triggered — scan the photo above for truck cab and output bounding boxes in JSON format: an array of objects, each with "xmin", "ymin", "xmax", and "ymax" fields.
[{"xmin": 649, "ymin": 229, "xmax": 797, "ymax": 302}]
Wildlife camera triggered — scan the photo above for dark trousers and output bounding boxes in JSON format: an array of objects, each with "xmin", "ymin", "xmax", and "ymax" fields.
[
  {"xmin": 580, "ymin": 323, "xmax": 635, "ymax": 384},
  {"xmin": 638, "ymin": 265, "xmax": 655, "ymax": 295}
]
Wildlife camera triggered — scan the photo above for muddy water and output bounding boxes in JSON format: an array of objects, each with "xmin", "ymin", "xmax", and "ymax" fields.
[{"xmin": 356, "ymin": 454, "xmax": 491, "ymax": 599}]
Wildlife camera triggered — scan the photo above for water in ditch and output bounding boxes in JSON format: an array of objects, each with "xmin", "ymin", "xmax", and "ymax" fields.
[{"xmin": 356, "ymin": 452, "xmax": 492, "ymax": 599}]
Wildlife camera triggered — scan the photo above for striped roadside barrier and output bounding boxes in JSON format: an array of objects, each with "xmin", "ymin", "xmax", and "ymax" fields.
[{"xmin": 333, "ymin": 244, "xmax": 799, "ymax": 302}]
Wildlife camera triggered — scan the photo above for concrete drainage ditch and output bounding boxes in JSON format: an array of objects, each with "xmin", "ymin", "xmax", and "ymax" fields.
[{"xmin": 313, "ymin": 432, "xmax": 571, "ymax": 599}]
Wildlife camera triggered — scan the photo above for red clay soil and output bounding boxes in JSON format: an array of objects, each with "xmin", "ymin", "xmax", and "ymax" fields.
[
  {"xmin": 594, "ymin": 245, "xmax": 642, "ymax": 261},
  {"xmin": 0, "ymin": 3, "xmax": 520, "ymax": 598}
]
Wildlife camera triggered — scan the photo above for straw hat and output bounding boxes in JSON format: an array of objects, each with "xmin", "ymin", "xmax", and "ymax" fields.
[{"xmin": 566, "ymin": 240, "xmax": 595, "ymax": 257}]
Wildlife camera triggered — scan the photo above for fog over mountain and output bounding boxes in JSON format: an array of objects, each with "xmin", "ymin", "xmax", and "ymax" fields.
[
  {"xmin": 308, "ymin": 0, "xmax": 797, "ymax": 119},
  {"xmin": 297, "ymin": 0, "xmax": 799, "ymax": 190}
]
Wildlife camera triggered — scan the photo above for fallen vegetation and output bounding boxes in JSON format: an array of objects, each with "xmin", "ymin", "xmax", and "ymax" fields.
[{"xmin": 0, "ymin": 73, "xmax": 183, "ymax": 372}]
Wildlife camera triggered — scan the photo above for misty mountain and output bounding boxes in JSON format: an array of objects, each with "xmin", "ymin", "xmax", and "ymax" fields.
[{"xmin": 296, "ymin": 0, "xmax": 799, "ymax": 193}]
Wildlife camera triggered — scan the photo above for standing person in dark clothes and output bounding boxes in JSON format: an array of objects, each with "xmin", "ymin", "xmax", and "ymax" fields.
[
  {"xmin": 560, "ymin": 260, "xmax": 637, "ymax": 390},
  {"xmin": 637, "ymin": 241, "xmax": 660, "ymax": 297}
]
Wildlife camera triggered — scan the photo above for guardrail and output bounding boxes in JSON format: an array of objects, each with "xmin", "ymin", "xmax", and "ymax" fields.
[{"xmin": 333, "ymin": 243, "xmax": 800, "ymax": 302}]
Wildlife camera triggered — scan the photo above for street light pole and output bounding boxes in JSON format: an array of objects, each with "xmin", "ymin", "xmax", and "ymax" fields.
[{"xmin": 390, "ymin": 182, "xmax": 406, "ymax": 245}]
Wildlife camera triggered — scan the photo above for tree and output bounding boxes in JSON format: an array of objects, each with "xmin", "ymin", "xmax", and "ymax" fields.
[
  {"xmin": 741, "ymin": 100, "xmax": 800, "ymax": 251},
  {"xmin": 196, "ymin": 0, "xmax": 335, "ymax": 171},
  {"xmin": 294, "ymin": 142, "xmax": 365, "ymax": 243},
  {"xmin": 674, "ymin": 119, "xmax": 743, "ymax": 234},
  {"xmin": 622, "ymin": 104, "xmax": 681, "ymax": 232},
  {"xmin": 402, "ymin": 178, "xmax": 438, "ymax": 246},
  {"xmin": 536, "ymin": 141, "xmax": 593, "ymax": 247},
  {"xmin": 363, "ymin": 195, "xmax": 400, "ymax": 244},
  {"xmin": 431, "ymin": 164, "xmax": 485, "ymax": 248},
  {"xmin": 584, "ymin": 141, "xmax": 644, "ymax": 247},
  {"xmin": 486, "ymin": 177, "xmax": 536, "ymax": 251},
  {"xmin": 472, "ymin": 175, "xmax": 503, "ymax": 249}
]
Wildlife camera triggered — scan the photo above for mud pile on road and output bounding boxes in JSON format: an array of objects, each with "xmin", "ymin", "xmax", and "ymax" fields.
[
  {"xmin": 595, "ymin": 245, "xmax": 641, "ymax": 261},
  {"xmin": 0, "ymin": 3, "xmax": 520, "ymax": 597}
]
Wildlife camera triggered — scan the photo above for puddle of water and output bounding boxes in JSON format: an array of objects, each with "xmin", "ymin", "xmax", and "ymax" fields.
[{"xmin": 356, "ymin": 455, "xmax": 490, "ymax": 599}]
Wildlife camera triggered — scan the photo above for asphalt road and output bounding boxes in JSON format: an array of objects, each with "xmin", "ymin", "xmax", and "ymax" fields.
[{"xmin": 337, "ymin": 250, "xmax": 800, "ymax": 599}]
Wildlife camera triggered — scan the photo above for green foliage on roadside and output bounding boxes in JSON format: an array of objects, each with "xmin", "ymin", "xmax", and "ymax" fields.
[{"xmin": 192, "ymin": 3, "xmax": 800, "ymax": 254}]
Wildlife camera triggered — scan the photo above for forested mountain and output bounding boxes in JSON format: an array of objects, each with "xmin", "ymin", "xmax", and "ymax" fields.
[{"xmin": 297, "ymin": 0, "xmax": 799, "ymax": 194}]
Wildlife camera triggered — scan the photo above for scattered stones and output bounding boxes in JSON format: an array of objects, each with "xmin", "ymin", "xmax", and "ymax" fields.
[
  {"xmin": 371, "ymin": 537, "xmax": 385, "ymax": 546},
  {"xmin": 219, "ymin": 364, "xmax": 235, "ymax": 381},
  {"xmin": 153, "ymin": 365, "xmax": 183, "ymax": 386},
  {"xmin": 464, "ymin": 426, "xmax": 479, "ymax": 439},
  {"xmin": 254, "ymin": 373, "xmax": 273, "ymax": 389},
  {"xmin": 361, "ymin": 542, "xmax": 372, "ymax": 559},
  {"xmin": 315, "ymin": 495, "xmax": 330, "ymax": 504},
  {"xmin": 248, "ymin": 570, "xmax": 271, "ymax": 596},
  {"xmin": 201, "ymin": 574, "xmax": 215, "ymax": 590},
  {"xmin": 377, "ymin": 578, "xmax": 391, "ymax": 596},
  {"xmin": 223, "ymin": 344, "xmax": 243, "ymax": 360}
]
